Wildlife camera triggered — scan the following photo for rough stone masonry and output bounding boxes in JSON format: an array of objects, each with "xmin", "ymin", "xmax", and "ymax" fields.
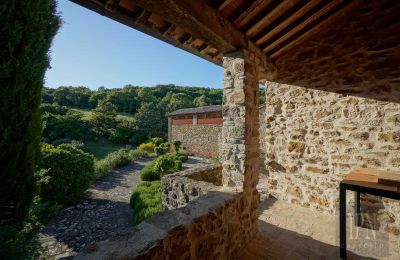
[{"xmin": 264, "ymin": 82, "xmax": 400, "ymax": 235}]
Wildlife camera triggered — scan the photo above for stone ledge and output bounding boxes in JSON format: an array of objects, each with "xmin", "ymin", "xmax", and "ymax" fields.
[{"xmin": 75, "ymin": 191, "xmax": 237, "ymax": 259}]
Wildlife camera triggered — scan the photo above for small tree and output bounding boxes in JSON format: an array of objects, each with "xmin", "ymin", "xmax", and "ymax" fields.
[
  {"xmin": 90, "ymin": 100, "xmax": 117, "ymax": 139},
  {"xmin": 172, "ymin": 140, "xmax": 181, "ymax": 153}
]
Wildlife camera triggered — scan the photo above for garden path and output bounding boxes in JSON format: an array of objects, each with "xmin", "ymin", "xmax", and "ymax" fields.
[{"xmin": 36, "ymin": 156, "xmax": 209, "ymax": 259}]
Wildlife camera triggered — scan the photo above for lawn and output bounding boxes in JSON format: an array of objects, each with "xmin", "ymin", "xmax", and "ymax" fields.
[
  {"xmin": 71, "ymin": 108, "xmax": 134, "ymax": 121},
  {"xmin": 84, "ymin": 142, "xmax": 128, "ymax": 159}
]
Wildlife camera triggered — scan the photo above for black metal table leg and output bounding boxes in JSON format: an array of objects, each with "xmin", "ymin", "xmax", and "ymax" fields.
[
  {"xmin": 355, "ymin": 191, "xmax": 360, "ymax": 227},
  {"xmin": 340, "ymin": 183, "xmax": 347, "ymax": 259}
]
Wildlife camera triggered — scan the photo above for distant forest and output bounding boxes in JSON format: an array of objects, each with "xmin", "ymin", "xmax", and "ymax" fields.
[{"xmin": 41, "ymin": 84, "xmax": 265, "ymax": 144}]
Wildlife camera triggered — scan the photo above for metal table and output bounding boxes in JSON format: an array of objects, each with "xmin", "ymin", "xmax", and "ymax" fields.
[{"xmin": 339, "ymin": 168, "xmax": 400, "ymax": 259}]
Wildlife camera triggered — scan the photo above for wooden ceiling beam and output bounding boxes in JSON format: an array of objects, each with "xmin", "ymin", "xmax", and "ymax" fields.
[
  {"xmin": 270, "ymin": 0, "xmax": 361, "ymax": 59},
  {"xmin": 233, "ymin": 0, "xmax": 273, "ymax": 30},
  {"xmin": 263, "ymin": 0, "xmax": 343, "ymax": 54},
  {"xmin": 246, "ymin": 0, "xmax": 301, "ymax": 39},
  {"xmin": 256, "ymin": 0, "xmax": 323, "ymax": 47}
]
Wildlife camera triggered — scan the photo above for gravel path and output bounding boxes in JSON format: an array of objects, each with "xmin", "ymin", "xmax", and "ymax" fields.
[{"xmin": 36, "ymin": 156, "xmax": 209, "ymax": 259}]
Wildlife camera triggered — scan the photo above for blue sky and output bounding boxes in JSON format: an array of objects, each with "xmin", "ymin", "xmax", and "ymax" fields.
[{"xmin": 45, "ymin": 0, "xmax": 223, "ymax": 89}]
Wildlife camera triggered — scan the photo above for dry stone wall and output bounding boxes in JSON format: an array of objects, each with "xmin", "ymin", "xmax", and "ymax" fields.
[
  {"xmin": 161, "ymin": 165, "xmax": 222, "ymax": 210},
  {"xmin": 264, "ymin": 82, "xmax": 400, "ymax": 235},
  {"xmin": 171, "ymin": 124, "xmax": 221, "ymax": 158}
]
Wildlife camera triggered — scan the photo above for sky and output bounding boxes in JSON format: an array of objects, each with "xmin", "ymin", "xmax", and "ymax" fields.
[{"xmin": 45, "ymin": 0, "xmax": 223, "ymax": 90}]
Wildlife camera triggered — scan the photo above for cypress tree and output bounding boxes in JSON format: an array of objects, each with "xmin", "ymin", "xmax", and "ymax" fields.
[{"xmin": 0, "ymin": 0, "xmax": 60, "ymax": 222}]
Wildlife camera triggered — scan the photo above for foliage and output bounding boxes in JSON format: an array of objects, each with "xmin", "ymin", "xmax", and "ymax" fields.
[
  {"xmin": 0, "ymin": 197, "xmax": 60, "ymax": 260},
  {"xmin": 42, "ymin": 110, "xmax": 90, "ymax": 141},
  {"xmin": 172, "ymin": 140, "xmax": 181, "ymax": 152},
  {"xmin": 174, "ymin": 152, "xmax": 189, "ymax": 162},
  {"xmin": 38, "ymin": 144, "xmax": 95, "ymax": 205},
  {"xmin": 154, "ymin": 142, "xmax": 170, "ymax": 155},
  {"xmin": 134, "ymin": 102, "xmax": 168, "ymax": 139},
  {"xmin": 90, "ymin": 100, "xmax": 118, "ymax": 139},
  {"xmin": 110, "ymin": 119, "xmax": 137, "ymax": 144},
  {"xmin": 95, "ymin": 148, "xmax": 148, "ymax": 178},
  {"xmin": 150, "ymin": 137, "xmax": 164, "ymax": 146},
  {"xmin": 0, "ymin": 0, "xmax": 60, "ymax": 222},
  {"xmin": 140, "ymin": 153, "xmax": 184, "ymax": 181},
  {"xmin": 139, "ymin": 142, "xmax": 156, "ymax": 153},
  {"xmin": 40, "ymin": 103, "xmax": 67, "ymax": 115},
  {"xmin": 130, "ymin": 181, "xmax": 161, "ymax": 225}
]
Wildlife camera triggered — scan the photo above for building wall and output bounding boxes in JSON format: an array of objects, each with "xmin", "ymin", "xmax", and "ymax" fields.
[
  {"xmin": 171, "ymin": 124, "xmax": 222, "ymax": 158},
  {"xmin": 264, "ymin": 82, "xmax": 400, "ymax": 235}
]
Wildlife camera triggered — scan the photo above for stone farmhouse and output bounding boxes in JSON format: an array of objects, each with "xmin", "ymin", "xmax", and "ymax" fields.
[
  {"xmin": 167, "ymin": 105, "xmax": 266, "ymax": 158},
  {"xmin": 167, "ymin": 105, "xmax": 223, "ymax": 158},
  {"xmin": 71, "ymin": 0, "xmax": 400, "ymax": 259}
]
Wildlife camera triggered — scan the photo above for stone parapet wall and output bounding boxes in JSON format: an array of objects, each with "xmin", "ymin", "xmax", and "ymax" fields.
[
  {"xmin": 171, "ymin": 124, "xmax": 221, "ymax": 158},
  {"xmin": 161, "ymin": 165, "xmax": 222, "ymax": 210},
  {"xmin": 264, "ymin": 82, "xmax": 400, "ymax": 235},
  {"xmin": 75, "ymin": 191, "xmax": 257, "ymax": 259}
]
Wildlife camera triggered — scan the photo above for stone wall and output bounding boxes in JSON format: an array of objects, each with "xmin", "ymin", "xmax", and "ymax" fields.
[
  {"xmin": 264, "ymin": 82, "xmax": 400, "ymax": 235},
  {"xmin": 75, "ymin": 191, "xmax": 258, "ymax": 259},
  {"xmin": 161, "ymin": 165, "xmax": 222, "ymax": 210},
  {"xmin": 171, "ymin": 124, "xmax": 222, "ymax": 157}
]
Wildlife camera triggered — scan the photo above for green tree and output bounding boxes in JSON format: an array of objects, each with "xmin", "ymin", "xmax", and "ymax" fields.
[
  {"xmin": 90, "ymin": 100, "xmax": 117, "ymax": 139},
  {"xmin": 167, "ymin": 93, "xmax": 193, "ymax": 111},
  {"xmin": 194, "ymin": 94, "xmax": 210, "ymax": 107},
  {"xmin": 134, "ymin": 102, "xmax": 168, "ymax": 139},
  {"xmin": 0, "ymin": 0, "xmax": 60, "ymax": 222}
]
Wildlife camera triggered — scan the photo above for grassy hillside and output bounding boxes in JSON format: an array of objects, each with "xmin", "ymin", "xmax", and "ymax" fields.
[{"xmin": 71, "ymin": 108, "xmax": 134, "ymax": 121}]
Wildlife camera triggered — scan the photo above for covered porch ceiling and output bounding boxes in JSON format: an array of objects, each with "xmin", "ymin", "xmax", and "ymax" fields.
[{"xmin": 71, "ymin": 0, "xmax": 400, "ymax": 85}]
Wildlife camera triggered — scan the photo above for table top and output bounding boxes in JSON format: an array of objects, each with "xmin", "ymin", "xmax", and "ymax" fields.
[{"xmin": 342, "ymin": 167, "xmax": 400, "ymax": 193}]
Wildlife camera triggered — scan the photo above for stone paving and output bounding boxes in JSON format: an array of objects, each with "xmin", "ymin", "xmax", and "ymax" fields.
[
  {"xmin": 36, "ymin": 157, "xmax": 209, "ymax": 259},
  {"xmin": 242, "ymin": 198, "xmax": 400, "ymax": 260}
]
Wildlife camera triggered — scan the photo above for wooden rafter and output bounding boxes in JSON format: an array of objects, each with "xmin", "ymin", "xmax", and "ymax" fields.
[
  {"xmin": 233, "ymin": 0, "xmax": 273, "ymax": 29},
  {"xmin": 246, "ymin": 0, "xmax": 301, "ymax": 39},
  {"xmin": 263, "ymin": 0, "xmax": 344, "ymax": 54},
  {"xmin": 255, "ymin": 0, "xmax": 323, "ymax": 47},
  {"xmin": 269, "ymin": 0, "xmax": 361, "ymax": 59}
]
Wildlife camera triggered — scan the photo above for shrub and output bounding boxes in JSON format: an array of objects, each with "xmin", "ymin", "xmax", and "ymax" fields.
[
  {"xmin": 38, "ymin": 144, "xmax": 95, "ymax": 205},
  {"xmin": 139, "ymin": 165, "xmax": 160, "ymax": 182},
  {"xmin": 172, "ymin": 140, "xmax": 181, "ymax": 152},
  {"xmin": 0, "ymin": 0, "xmax": 60, "ymax": 222},
  {"xmin": 154, "ymin": 142, "xmax": 170, "ymax": 155},
  {"xmin": 130, "ymin": 181, "xmax": 161, "ymax": 225},
  {"xmin": 150, "ymin": 137, "xmax": 164, "ymax": 146},
  {"xmin": 173, "ymin": 152, "xmax": 189, "ymax": 162},
  {"xmin": 140, "ymin": 153, "xmax": 184, "ymax": 181},
  {"xmin": 129, "ymin": 149, "xmax": 149, "ymax": 161},
  {"xmin": 95, "ymin": 148, "xmax": 148, "ymax": 178},
  {"xmin": 139, "ymin": 142, "xmax": 155, "ymax": 152}
]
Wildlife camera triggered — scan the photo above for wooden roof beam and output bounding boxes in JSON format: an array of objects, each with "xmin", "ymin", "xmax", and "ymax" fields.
[
  {"xmin": 131, "ymin": 0, "xmax": 277, "ymax": 79},
  {"xmin": 270, "ymin": 0, "xmax": 361, "ymax": 59},
  {"xmin": 130, "ymin": 0, "xmax": 246, "ymax": 53},
  {"xmin": 263, "ymin": 0, "xmax": 344, "ymax": 54}
]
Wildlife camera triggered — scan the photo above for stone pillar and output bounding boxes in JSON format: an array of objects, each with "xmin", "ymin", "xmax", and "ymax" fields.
[
  {"xmin": 221, "ymin": 49, "xmax": 260, "ymax": 193},
  {"xmin": 192, "ymin": 114, "xmax": 197, "ymax": 125}
]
